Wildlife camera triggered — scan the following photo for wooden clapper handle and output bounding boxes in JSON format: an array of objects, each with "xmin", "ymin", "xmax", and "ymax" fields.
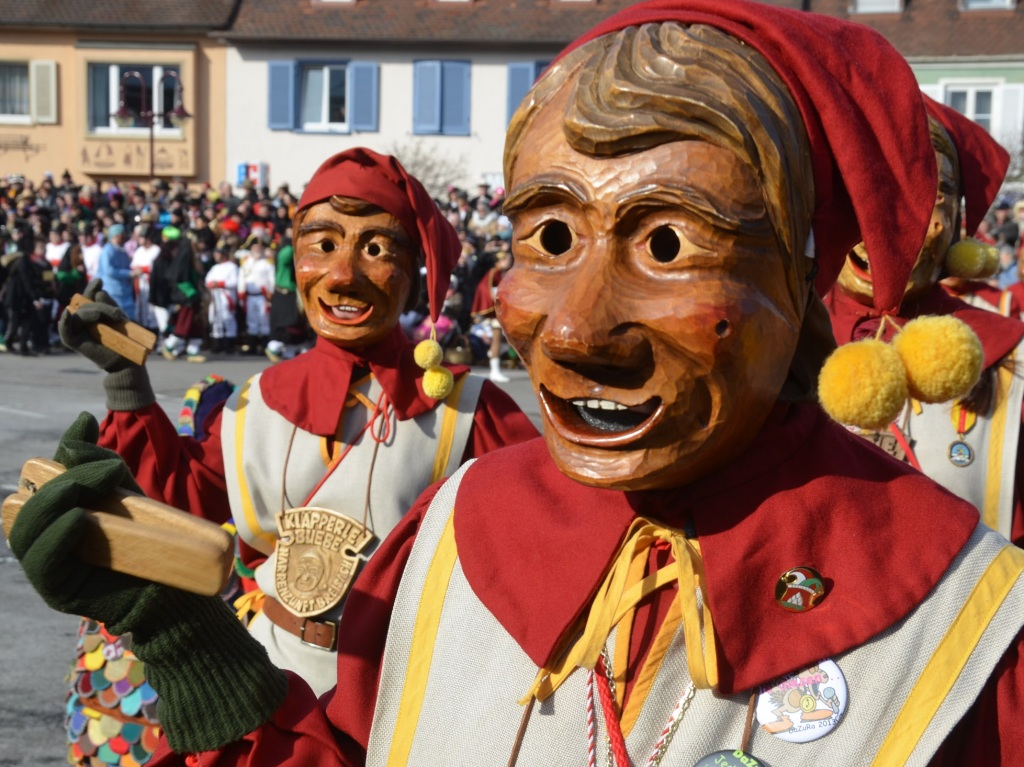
[
  {"xmin": 68, "ymin": 293, "xmax": 158, "ymax": 366},
  {"xmin": 2, "ymin": 458, "xmax": 234, "ymax": 596}
]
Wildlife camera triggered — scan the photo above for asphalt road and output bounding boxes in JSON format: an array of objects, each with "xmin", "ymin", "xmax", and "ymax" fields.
[{"xmin": 0, "ymin": 349, "xmax": 540, "ymax": 766}]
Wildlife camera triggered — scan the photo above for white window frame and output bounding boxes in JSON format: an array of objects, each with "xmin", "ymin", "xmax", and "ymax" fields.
[
  {"xmin": 91, "ymin": 63, "xmax": 183, "ymax": 137},
  {"xmin": 961, "ymin": 0, "xmax": 1014, "ymax": 9},
  {"xmin": 943, "ymin": 80, "xmax": 1000, "ymax": 132},
  {"xmin": 850, "ymin": 0, "xmax": 902, "ymax": 12},
  {"xmin": 0, "ymin": 62, "xmax": 31, "ymax": 125},
  {"xmin": 299, "ymin": 63, "xmax": 349, "ymax": 132}
]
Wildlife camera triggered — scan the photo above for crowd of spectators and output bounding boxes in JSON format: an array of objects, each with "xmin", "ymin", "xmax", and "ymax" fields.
[{"xmin": 0, "ymin": 170, "xmax": 517, "ymax": 371}]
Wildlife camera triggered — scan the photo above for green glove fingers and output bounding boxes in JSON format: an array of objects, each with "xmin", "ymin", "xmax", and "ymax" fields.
[
  {"xmin": 9, "ymin": 458, "xmax": 154, "ymax": 624},
  {"xmin": 13, "ymin": 411, "xmax": 288, "ymax": 750},
  {"xmin": 58, "ymin": 282, "xmax": 158, "ymax": 412},
  {"xmin": 56, "ymin": 410, "xmax": 101, "ymax": 448},
  {"xmin": 53, "ymin": 413, "xmax": 143, "ymax": 493},
  {"xmin": 9, "ymin": 456, "xmax": 129, "ymax": 559}
]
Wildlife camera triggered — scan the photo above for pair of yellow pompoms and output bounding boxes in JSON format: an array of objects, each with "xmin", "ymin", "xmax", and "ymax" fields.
[
  {"xmin": 414, "ymin": 338, "xmax": 454, "ymax": 399},
  {"xmin": 819, "ymin": 315, "xmax": 983, "ymax": 430}
]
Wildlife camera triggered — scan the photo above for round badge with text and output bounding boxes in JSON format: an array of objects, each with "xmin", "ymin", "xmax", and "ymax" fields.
[{"xmin": 755, "ymin": 659, "xmax": 847, "ymax": 743}]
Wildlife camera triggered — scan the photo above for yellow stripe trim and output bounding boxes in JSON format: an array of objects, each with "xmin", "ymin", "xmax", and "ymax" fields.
[
  {"xmin": 621, "ymin": 593, "xmax": 684, "ymax": 737},
  {"xmin": 871, "ymin": 543, "xmax": 1024, "ymax": 766},
  {"xmin": 612, "ymin": 549, "xmax": 648, "ymax": 710},
  {"xmin": 983, "ymin": 359, "xmax": 1014, "ymax": 531},
  {"xmin": 999, "ymin": 290, "xmax": 1013, "ymax": 317},
  {"xmin": 386, "ymin": 512, "xmax": 459, "ymax": 766},
  {"xmin": 430, "ymin": 374, "xmax": 468, "ymax": 484},
  {"xmin": 233, "ymin": 380, "xmax": 276, "ymax": 552}
]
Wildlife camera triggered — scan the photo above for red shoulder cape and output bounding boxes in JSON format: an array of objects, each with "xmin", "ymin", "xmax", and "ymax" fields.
[
  {"xmin": 260, "ymin": 328, "xmax": 469, "ymax": 435},
  {"xmin": 454, "ymin": 403, "xmax": 979, "ymax": 694}
]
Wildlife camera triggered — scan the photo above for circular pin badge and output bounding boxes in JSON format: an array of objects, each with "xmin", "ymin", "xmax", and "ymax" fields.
[
  {"xmin": 692, "ymin": 750, "xmax": 767, "ymax": 767},
  {"xmin": 774, "ymin": 566, "xmax": 826, "ymax": 612},
  {"xmin": 948, "ymin": 440, "xmax": 974, "ymax": 468},
  {"xmin": 756, "ymin": 659, "xmax": 847, "ymax": 743}
]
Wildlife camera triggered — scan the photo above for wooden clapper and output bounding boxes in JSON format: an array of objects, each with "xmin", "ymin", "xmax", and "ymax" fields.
[{"xmin": 1, "ymin": 293, "xmax": 233, "ymax": 596}]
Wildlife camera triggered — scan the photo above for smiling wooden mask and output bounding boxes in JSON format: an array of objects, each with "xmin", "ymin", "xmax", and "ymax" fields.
[{"xmin": 499, "ymin": 23, "xmax": 823, "ymax": 490}]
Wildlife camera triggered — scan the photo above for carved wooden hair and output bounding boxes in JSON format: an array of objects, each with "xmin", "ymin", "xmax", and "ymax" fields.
[
  {"xmin": 929, "ymin": 116, "xmax": 960, "ymax": 194},
  {"xmin": 506, "ymin": 23, "xmax": 814, "ymax": 289}
]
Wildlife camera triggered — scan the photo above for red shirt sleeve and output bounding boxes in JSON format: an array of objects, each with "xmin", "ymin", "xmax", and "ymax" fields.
[
  {"xmin": 929, "ymin": 629, "xmax": 1024, "ymax": 765},
  {"xmin": 149, "ymin": 484, "xmax": 434, "ymax": 767},
  {"xmin": 461, "ymin": 379, "xmax": 539, "ymax": 462},
  {"xmin": 98, "ymin": 402, "xmax": 231, "ymax": 524}
]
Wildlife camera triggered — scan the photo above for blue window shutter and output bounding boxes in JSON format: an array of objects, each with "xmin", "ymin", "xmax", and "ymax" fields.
[
  {"xmin": 267, "ymin": 61, "xmax": 295, "ymax": 130},
  {"xmin": 350, "ymin": 61, "xmax": 379, "ymax": 132},
  {"xmin": 413, "ymin": 61, "xmax": 442, "ymax": 134},
  {"xmin": 440, "ymin": 60, "xmax": 470, "ymax": 136},
  {"xmin": 507, "ymin": 62, "xmax": 535, "ymax": 126},
  {"xmin": 88, "ymin": 63, "xmax": 109, "ymax": 131}
]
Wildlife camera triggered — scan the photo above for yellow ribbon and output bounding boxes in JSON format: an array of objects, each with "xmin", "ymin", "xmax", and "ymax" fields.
[
  {"xmin": 233, "ymin": 588, "xmax": 266, "ymax": 623},
  {"xmin": 950, "ymin": 400, "xmax": 978, "ymax": 436},
  {"xmin": 520, "ymin": 518, "xmax": 717, "ymax": 705}
]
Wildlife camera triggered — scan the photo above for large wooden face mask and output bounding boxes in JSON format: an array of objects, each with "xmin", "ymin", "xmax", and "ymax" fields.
[
  {"xmin": 498, "ymin": 84, "xmax": 804, "ymax": 491},
  {"xmin": 295, "ymin": 200, "xmax": 417, "ymax": 350},
  {"xmin": 837, "ymin": 144, "xmax": 959, "ymax": 305}
]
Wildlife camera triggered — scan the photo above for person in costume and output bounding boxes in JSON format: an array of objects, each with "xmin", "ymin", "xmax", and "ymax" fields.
[
  {"xmin": 49, "ymin": 146, "xmax": 536, "ymax": 700},
  {"xmin": 264, "ymin": 224, "xmax": 304, "ymax": 364},
  {"xmin": 469, "ymin": 246, "xmax": 512, "ymax": 382},
  {"xmin": 205, "ymin": 246, "xmax": 240, "ymax": 355},
  {"xmin": 827, "ymin": 97, "xmax": 1024, "ymax": 546},
  {"xmin": 157, "ymin": 226, "xmax": 206, "ymax": 362},
  {"xmin": 237, "ymin": 239, "xmax": 274, "ymax": 356},
  {"xmin": 10, "ymin": 4, "xmax": 1024, "ymax": 766}
]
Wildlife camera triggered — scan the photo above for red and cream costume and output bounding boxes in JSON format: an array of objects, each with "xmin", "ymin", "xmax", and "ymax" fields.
[
  {"xmin": 148, "ymin": 406, "xmax": 1024, "ymax": 766},
  {"xmin": 97, "ymin": 149, "xmax": 537, "ymax": 695},
  {"xmin": 827, "ymin": 98, "xmax": 1024, "ymax": 546},
  {"xmin": 828, "ymin": 285, "xmax": 1024, "ymax": 546}
]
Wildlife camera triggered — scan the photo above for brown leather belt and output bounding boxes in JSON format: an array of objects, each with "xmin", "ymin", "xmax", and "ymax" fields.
[{"xmin": 261, "ymin": 595, "xmax": 338, "ymax": 651}]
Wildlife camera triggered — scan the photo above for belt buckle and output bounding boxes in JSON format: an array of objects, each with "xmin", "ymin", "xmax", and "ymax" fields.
[{"xmin": 300, "ymin": 618, "xmax": 337, "ymax": 651}]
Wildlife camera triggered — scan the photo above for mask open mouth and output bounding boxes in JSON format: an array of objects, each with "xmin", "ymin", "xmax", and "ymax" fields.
[
  {"xmin": 540, "ymin": 387, "xmax": 663, "ymax": 447},
  {"xmin": 320, "ymin": 299, "xmax": 373, "ymax": 326},
  {"xmin": 846, "ymin": 250, "xmax": 872, "ymax": 282}
]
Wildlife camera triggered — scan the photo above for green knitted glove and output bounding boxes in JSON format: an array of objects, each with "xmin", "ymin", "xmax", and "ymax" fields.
[
  {"xmin": 58, "ymin": 279, "xmax": 156, "ymax": 411},
  {"xmin": 9, "ymin": 413, "xmax": 288, "ymax": 752}
]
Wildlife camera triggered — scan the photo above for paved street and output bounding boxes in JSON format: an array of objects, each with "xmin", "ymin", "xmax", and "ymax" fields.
[{"xmin": 0, "ymin": 349, "xmax": 539, "ymax": 766}]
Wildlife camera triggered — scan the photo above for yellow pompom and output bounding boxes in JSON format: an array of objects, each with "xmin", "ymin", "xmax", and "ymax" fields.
[
  {"xmin": 422, "ymin": 365, "xmax": 454, "ymax": 399},
  {"xmin": 414, "ymin": 339, "xmax": 444, "ymax": 370},
  {"xmin": 818, "ymin": 339, "xmax": 908, "ymax": 430},
  {"xmin": 945, "ymin": 238, "xmax": 992, "ymax": 279},
  {"xmin": 892, "ymin": 315, "xmax": 982, "ymax": 403}
]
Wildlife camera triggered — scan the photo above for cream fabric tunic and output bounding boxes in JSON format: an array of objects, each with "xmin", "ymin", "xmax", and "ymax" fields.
[
  {"xmin": 900, "ymin": 342, "xmax": 1024, "ymax": 540},
  {"xmin": 367, "ymin": 462, "xmax": 1024, "ymax": 767},
  {"xmin": 221, "ymin": 370, "xmax": 483, "ymax": 696}
]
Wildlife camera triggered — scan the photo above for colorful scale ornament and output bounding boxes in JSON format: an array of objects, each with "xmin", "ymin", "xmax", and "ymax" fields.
[
  {"xmin": 177, "ymin": 374, "xmax": 230, "ymax": 438},
  {"xmin": 66, "ymin": 620, "xmax": 161, "ymax": 766}
]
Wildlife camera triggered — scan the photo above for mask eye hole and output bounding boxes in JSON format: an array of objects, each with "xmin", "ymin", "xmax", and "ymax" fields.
[
  {"xmin": 320, "ymin": 240, "xmax": 335, "ymax": 253},
  {"xmin": 647, "ymin": 225, "xmax": 682, "ymax": 264},
  {"xmin": 538, "ymin": 221, "xmax": 575, "ymax": 255},
  {"xmin": 367, "ymin": 243, "xmax": 381, "ymax": 257}
]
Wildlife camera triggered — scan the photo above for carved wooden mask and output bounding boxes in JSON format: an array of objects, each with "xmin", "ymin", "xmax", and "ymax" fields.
[
  {"xmin": 836, "ymin": 119, "xmax": 961, "ymax": 306},
  {"xmin": 498, "ymin": 23, "xmax": 817, "ymax": 490},
  {"xmin": 294, "ymin": 196, "xmax": 417, "ymax": 350}
]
